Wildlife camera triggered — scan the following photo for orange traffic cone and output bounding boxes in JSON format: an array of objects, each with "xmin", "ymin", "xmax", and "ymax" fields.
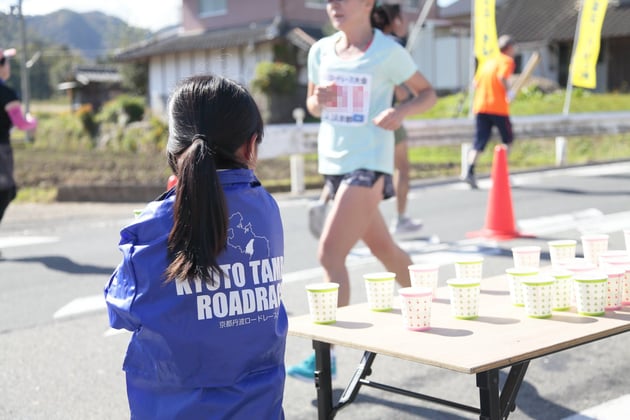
[
  {"xmin": 467, "ymin": 145, "xmax": 531, "ymax": 240},
  {"xmin": 167, "ymin": 175, "xmax": 178, "ymax": 190}
]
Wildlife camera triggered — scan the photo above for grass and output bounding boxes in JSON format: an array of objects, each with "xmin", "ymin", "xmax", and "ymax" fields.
[{"xmin": 11, "ymin": 90, "xmax": 630, "ymax": 202}]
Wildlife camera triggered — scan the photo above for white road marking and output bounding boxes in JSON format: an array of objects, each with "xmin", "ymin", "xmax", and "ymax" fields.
[
  {"xmin": 562, "ymin": 394, "xmax": 630, "ymax": 420},
  {"xmin": 0, "ymin": 236, "xmax": 59, "ymax": 248},
  {"xmin": 53, "ymin": 295, "xmax": 106, "ymax": 320}
]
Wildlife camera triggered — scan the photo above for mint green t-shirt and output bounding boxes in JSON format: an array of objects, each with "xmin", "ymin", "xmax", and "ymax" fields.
[{"xmin": 308, "ymin": 29, "xmax": 418, "ymax": 175}]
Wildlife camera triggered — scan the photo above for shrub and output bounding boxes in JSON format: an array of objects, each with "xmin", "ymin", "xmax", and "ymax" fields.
[
  {"xmin": 75, "ymin": 104, "xmax": 98, "ymax": 137},
  {"xmin": 96, "ymin": 95, "xmax": 145, "ymax": 125},
  {"xmin": 251, "ymin": 61, "xmax": 297, "ymax": 95}
]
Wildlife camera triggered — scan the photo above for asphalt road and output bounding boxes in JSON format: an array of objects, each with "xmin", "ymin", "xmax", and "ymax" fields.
[{"xmin": 1, "ymin": 161, "xmax": 630, "ymax": 419}]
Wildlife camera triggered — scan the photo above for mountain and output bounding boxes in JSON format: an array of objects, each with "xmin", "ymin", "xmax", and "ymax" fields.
[{"xmin": 26, "ymin": 9, "xmax": 152, "ymax": 60}]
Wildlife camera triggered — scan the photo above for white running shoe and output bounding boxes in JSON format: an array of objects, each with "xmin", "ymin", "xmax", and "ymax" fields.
[
  {"xmin": 390, "ymin": 215, "xmax": 423, "ymax": 235},
  {"xmin": 308, "ymin": 201, "xmax": 328, "ymax": 239}
]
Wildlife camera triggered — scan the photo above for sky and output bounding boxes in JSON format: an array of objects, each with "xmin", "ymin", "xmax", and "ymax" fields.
[
  {"xmin": 0, "ymin": 0, "xmax": 457, "ymax": 32},
  {"xmin": 0, "ymin": 0, "xmax": 181, "ymax": 31}
]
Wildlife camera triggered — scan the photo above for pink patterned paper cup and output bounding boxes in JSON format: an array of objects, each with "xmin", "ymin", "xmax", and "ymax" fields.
[
  {"xmin": 601, "ymin": 267, "xmax": 624, "ymax": 310},
  {"xmin": 398, "ymin": 287, "xmax": 433, "ymax": 331},
  {"xmin": 408, "ymin": 263, "xmax": 439, "ymax": 298},
  {"xmin": 511, "ymin": 246, "xmax": 541, "ymax": 268},
  {"xmin": 581, "ymin": 234, "xmax": 609, "ymax": 267},
  {"xmin": 600, "ymin": 257, "xmax": 630, "ymax": 305}
]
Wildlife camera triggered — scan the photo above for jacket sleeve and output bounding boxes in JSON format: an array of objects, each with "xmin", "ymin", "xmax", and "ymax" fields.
[{"xmin": 104, "ymin": 242, "xmax": 141, "ymax": 331}]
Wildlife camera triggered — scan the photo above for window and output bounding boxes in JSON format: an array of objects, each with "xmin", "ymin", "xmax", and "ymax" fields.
[
  {"xmin": 305, "ymin": 0, "xmax": 326, "ymax": 9},
  {"xmin": 199, "ymin": 0, "xmax": 227, "ymax": 16}
]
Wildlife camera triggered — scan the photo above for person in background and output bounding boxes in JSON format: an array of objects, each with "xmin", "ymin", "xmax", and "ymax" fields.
[
  {"xmin": 371, "ymin": 2, "xmax": 424, "ymax": 234},
  {"xmin": 0, "ymin": 47, "xmax": 37, "ymax": 258},
  {"xmin": 288, "ymin": 0, "xmax": 436, "ymax": 381},
  {"xmin": 463, "ymin": 34, "xmax": 516, "ymax": 189},
  {"xmin": 105, "ymin": 74, "xmax": 287, "ymax": 419}
]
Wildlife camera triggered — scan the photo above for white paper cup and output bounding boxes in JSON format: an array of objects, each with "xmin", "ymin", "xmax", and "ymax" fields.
[
  {"xmin": 547, "ymin": 239, "xmax": 577, "ymax": 267},
  {"xmin": 602, "ymin": 268, "xmax": 624, "ymax": 310},
  {"xmin": 505, "ymin": 267, "xmax": 538, "ymax": 307},
  {"xmin": 550, "ymin": 269, "xmax": 573, "ymax": 311},
  {"xmin": 447, "ymin": 278, "xmax": 481, "ymax": 319},
  {"xmin": 306, "ymin": 283, "xmax": 340, "ymax": 324},
  {"xmin": 574, "ymin": 272, "xmax": 607, "ymax": 316},
  {"xmin": 581, "ymin": 234, "xmax": 609, "ymax": 267},
  {"xmin": 454, "ymin": 257, "xmax": 484, "ymax": 280},
  {"xmin": 521, "ymin": 276, "xmax": 554, "ymax": 318},
  {"xmin": 511, "ymin": 246, "xmax": 541, "ymax": 268},
  {"xmin": 398, "ymin": 287, "xmax": 432, "ymax": 331},
  {"xmin": 597, "ymin": 250, "xmax": 629, "ymax": 267},
  {"xmin": 363, "ymin": 272, "xmax": 396, "ymax": 312},
  {"xmin": 408, "ymin": 264, "xmax": 439, "ymax": 298}
]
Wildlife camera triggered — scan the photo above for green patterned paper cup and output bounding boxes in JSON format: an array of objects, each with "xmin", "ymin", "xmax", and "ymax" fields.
[
  {"xmin": 447, "ymin": 278, "xmax": 481, "ymax": 319},
  {"xmin": 574, "ymin": 272, "xmax": 607, "ymax": 316},
  {"xmin": 454, "ymin": 256, "xmax": 484, "ymax": 280},
  {"xmin": 547, "ymin": 240, "xmax": 577, "ymax": 267},
  {"xmin": 550, "ymin": 270, "xmax": 573, "ymax": 311},
  {"xmin": 505, "ymin": 267, "xmax": 539, "ymax": 307},
  {"xmin": 363, "ymin": 272, "xmax": 396, "ymax": 311},
  {"xmin": 306, "ymin": 283, "xmax": 340, "ymax": 324},
  {"xmin": 522, "ymin": 276, "xmax": 554, "ymax": 318}
]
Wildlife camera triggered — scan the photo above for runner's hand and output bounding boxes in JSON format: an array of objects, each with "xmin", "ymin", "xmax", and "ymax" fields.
[{"xmin": 373, "ymin": 107, "xmax": 403, "ymax": 131}]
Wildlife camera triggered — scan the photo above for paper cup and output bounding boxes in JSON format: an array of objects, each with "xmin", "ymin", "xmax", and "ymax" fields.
[
  {"xmin": 511, "ymin": 246, "xmax": 541, "ymax": 268},
  {"xmin": 306, "ymin": 283, "xmax": 339, "ymax": 324},
  {"xmin": 454, "ymin": 257, "xmax": 484, "ymax": 280},
  {"xmin": 547, "ymin": 240, "xmax": 577, "ymax": 267},
  {"xmin": 363, "ymin": 272, "xmax": 396, "ymax": 312},
  {"xmin": 602, "ymin": 268, "xmax": 624, "ymax": 310},
  {"xmin": 408, "ymin": 264, "xmax": 439, "ymax": 298},
  {"xmin": 505, "ymin": 267, "xmax": 538, "ymax": 306},
  {"xmin": 521, "ymin": 276, "xmax": 554, "ymax": 318},
  {"xmin": 581, "ymin": 234, "xmax": 609, "ymax": 267},
  {"xmin": 398, "ymin": 287, "xmax": 432, "ymax": 331},
  {"xmin": 598, "ymin": 257, "xmax": 630, "ymax": 305},
  {"xmin": 573, "ymin": 272, "xmax": 607, "ymax": 316},
  {"xmin": 597, "ymin": 250, "xmax": 628, "ymax": 267},
  {"xmin": 447, "ymin": 278, "xmax": 481, "ymax": 319},
  {"xmin": 550, "ymin": 269, "xmax": 573, "ymax": 311}
]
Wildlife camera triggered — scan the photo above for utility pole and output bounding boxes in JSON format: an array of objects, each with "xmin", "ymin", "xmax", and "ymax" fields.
[{"xmin": 15, "ymin": 0, "xmax": 31, "ymax": 141}]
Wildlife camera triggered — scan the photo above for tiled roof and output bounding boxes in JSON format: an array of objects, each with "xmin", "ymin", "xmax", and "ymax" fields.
[
  {"xmin": 498, "ymin": 0, "xmax": 630, "ymax": 43},
  {"xmin": 116, "ymin": 20, "xmax": 323, "ymax": 61}
]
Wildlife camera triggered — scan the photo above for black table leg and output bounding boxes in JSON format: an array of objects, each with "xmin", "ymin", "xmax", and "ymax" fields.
[
  {"xmin": 477, "ymin": 361, "xmax": 530, "ymax": 420},
  {"xmin": 313, "ymin": 340, "xmax": 334, "ymax": 420}
]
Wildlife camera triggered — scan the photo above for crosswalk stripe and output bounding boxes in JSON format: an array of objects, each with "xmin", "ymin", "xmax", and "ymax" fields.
[
  {"xmin": 0, "ymin": 236, "xmax": 59, "ymax": 248},
  {"xmin": 562, "ymin": 394, "xmax": 630, "ymax": 419}
]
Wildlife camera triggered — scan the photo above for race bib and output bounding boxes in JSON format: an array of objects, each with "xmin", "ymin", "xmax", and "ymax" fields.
[{"xmin": 321, "ymin": 72, "xmax": 372, "ymax": 126}]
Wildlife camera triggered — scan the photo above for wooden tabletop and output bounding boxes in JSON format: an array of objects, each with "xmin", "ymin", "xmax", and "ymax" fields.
[{"xmin": 288, "ymin": 273, "xmax": 630, "ymax": 374}]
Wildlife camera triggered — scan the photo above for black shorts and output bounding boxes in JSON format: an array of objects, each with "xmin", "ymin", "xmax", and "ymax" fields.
[
  {"xmin": 474, "ymin": 113, "xmax": 514, "ymax": 152},
  {"xmin": 324, "ymin": 169, "xmax": 395, "ymax": 201}
]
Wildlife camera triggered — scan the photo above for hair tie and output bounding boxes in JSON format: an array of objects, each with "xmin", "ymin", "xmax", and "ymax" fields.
[{"xmin": 192, "ymin": 134, "xmax": 206, "ymax": 143}]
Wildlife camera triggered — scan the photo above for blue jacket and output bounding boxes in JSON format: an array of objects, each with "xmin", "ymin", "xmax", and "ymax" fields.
[{"xmin": 105, "ymin": 169, "xmax": 287, "ymax": 419}]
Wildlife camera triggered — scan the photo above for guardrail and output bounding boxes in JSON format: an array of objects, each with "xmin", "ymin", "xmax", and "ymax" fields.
[{"xmin": 260, "ymin": 111, "xmax": 630, "ymax": 194}]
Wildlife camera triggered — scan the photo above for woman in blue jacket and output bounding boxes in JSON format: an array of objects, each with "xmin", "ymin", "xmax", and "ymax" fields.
[{"xmin": 105, "ymin": 74, "xmax": 287, "ymax": 419}]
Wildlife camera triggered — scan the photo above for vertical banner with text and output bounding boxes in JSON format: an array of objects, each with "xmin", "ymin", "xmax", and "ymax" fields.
[
  {"xmin": 571, "ymin": 0, "xmax": 608, "ymax": 89},
  {"xmin": 474, "ymin": 0, "xmax": 499, "ymax": 65}
]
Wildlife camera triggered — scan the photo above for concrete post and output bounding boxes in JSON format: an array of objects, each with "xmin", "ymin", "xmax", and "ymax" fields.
[
  {"xmin": 555, "ymin": 136, "xmax": 567, "ymax": 166},
  {"xmin": 290, "ymin": 108, "xmax": 306, "ymax": 195}
]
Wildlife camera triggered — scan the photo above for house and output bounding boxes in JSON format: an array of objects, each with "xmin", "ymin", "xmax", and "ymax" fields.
[
  {"xmin": 57, "ymin": 66, "xmax": 123, "ymax": 111},
  {"xmin": 418, "ymin": 0, "xmax": 630, "ymax": 94},
  {"xmin": 115, "ymin": 0, "xmax": 433, "ymax": 119}
]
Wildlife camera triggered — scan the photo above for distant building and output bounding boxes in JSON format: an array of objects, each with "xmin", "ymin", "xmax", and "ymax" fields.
[{"xmin": 58, "ymin": 66, "xmax": 123, "ymax": 111}]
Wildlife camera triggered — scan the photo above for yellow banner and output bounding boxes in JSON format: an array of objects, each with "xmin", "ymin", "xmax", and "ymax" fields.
[
  {"xmin": 474, "ymin": 0, "xmax": 499, "ymax": 63},
  {"xmin": 571, "ymin": 0, "xmax": 608, "ymax": 89}
]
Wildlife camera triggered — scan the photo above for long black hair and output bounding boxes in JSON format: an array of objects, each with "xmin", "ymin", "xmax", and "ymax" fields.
[
  {"xmin": 165, "ymin": 74, "xmax": 263, "ymax": 284},
  {"xmin": 371, "ymin": 3, "xmax": 401, "ymax": 32}
]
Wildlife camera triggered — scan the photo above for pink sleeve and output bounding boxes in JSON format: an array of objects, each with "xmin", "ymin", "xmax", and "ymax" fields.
[{"xmin": 6, "ymin": 106, "xmax": 37, "ymax": 131}]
